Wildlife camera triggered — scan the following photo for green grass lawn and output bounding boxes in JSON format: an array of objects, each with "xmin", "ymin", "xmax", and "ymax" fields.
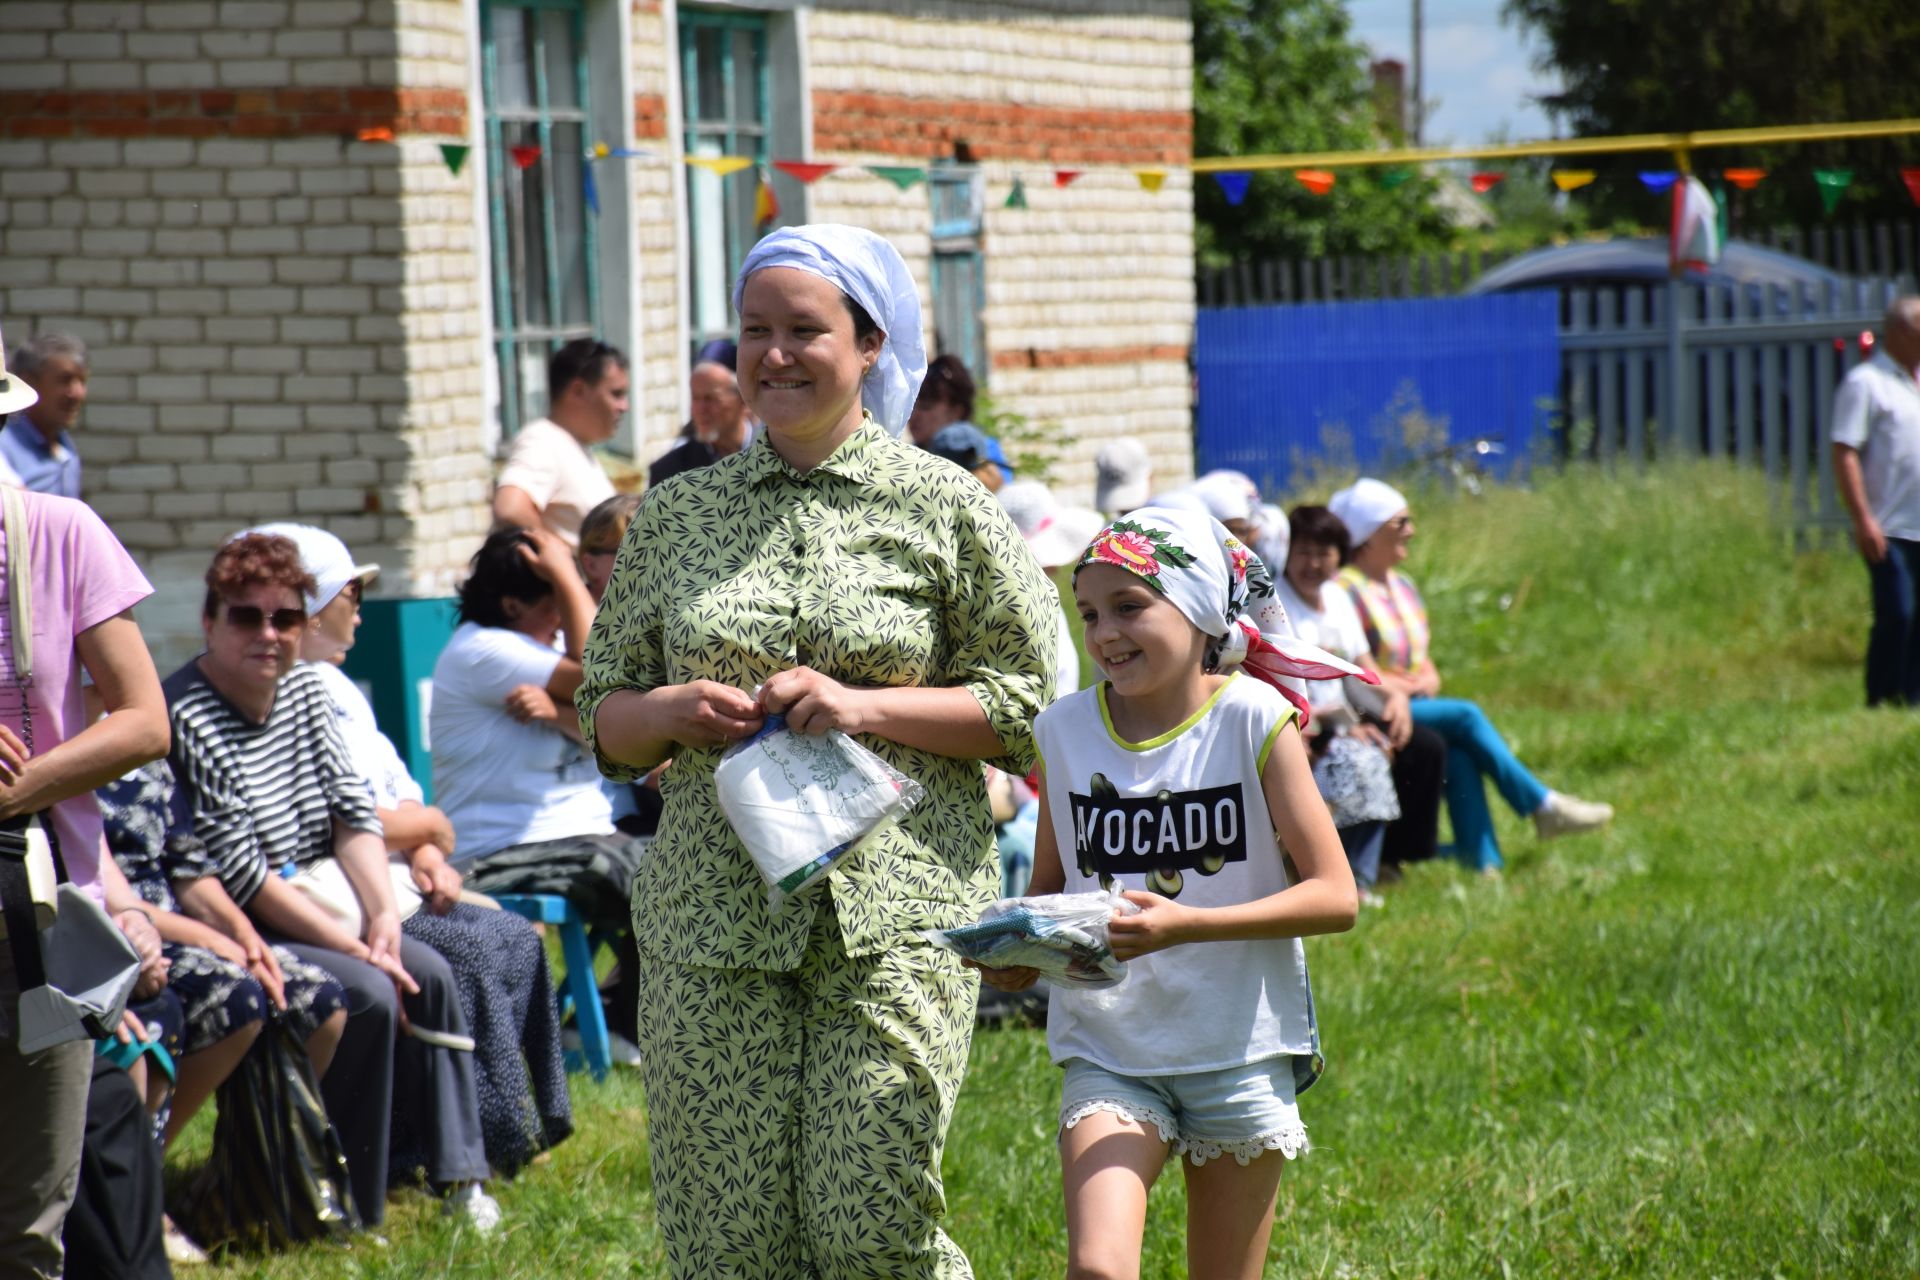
[{"xmin": 172, "ymin": 463, "xmax": 1920, "ymax": 1277}]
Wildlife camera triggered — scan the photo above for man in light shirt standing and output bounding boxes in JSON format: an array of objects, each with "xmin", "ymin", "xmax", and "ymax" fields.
[
  {"xmin": 492, "ymin": 338, "xmax": 627, "ymax": 547},
  {"xmin": 1, "ymin": 333, "xmax": 89, "ymax": 499},
  {"xmin": 1833, "ymin": 296, "xmax": 1920, "ymax": 707}
]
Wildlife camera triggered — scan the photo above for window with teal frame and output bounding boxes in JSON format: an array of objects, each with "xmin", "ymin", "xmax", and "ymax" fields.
[
  {"xmin": 481, "ymin": 0, "xmax": 600, "ymax": 437},
  {"xmin": 679, "ymin": 7, "xmax": 769, "ymax": 354},
  {"xmin": 930, "ymin": 165, "xmax": 988, "ymax": 387}
]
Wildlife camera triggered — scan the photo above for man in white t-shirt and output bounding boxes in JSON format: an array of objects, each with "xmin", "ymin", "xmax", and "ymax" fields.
[
  {"xmin": 1832, "ymin": 296, "xmax": 1920, "ymax": 706},
  {"xmin": 492, "ymin": 339, "xmax": 627, "ymax": 547}
]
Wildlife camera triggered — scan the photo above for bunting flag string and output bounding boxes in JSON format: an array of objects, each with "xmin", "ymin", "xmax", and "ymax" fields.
[
  {"xmin": 1551, "ymin": 169, "xmax": 1595, "ymax": 191},
  {"xmin": 1813, "ymin": 168, "xmax": 1853, "ymax": 215},
  {"xmin": 773, "ymin": 160, "xmax": 837, "ymax": 184},
  {"xmin": 1214, "ymin": 171, "xmax": 1253, "ymax": 205},
  {"xmin": 1004, "ymin": 176, "xmax": 1028, "ymax": 208},
  {"xmin": 1638, "ymin": 171, "xmax": 1678, "ymax": 192},
  {"xmin": 1135, "ymin": 169, "xmax": 1166, "ymax": 192},
  {"xmin": 868, "ymin": 165, "xmax": 926, "ymax": 190},
  {"xmin": 1469, "ymin": 171, "xmax": 1504, "ymax": 194},
  {"xmin": 1293, "ymin": 170, "xmax": 1334, "ymax": 196},
  {"xmin": 509, "ymin": 144, "xmax": 541, "ymax": 170},
  {"xmin": 1378, "ymin": 167, "xmax": 1413, "ymax": 188},
  {"xmin": 685, "ymin": 154, "xmax": 754, "ymax": 177},
  {"xmin": 439, "ymin": 143, "xmax": 470, "ymax": 176},
  {"xmin": 1903, "ymin": 168, "xmax": 1920, "ymax": 208},
  {"xmin": 1722, "ymin": 167, "xmax": 1767, "ymax": 190},
  {"xmin": 1053, "ymin": 170, "xmax": 1082, "ymax": 188}
]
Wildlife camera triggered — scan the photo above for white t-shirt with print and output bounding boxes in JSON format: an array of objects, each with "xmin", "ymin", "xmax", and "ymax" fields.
[
  {"xmin": 310, "ymin": 660, "xmax": 424, "ymax": 809},
  {"xmin": 1831, "ymin": 351, "xmax": 1920, "ymax": 541},
  {"xmin": 429, "ymin": 621, "xmax": 612, "ymax": 861},
  {"xmin": 1035, "ymin": 673, "xmax": 1313, "ymax": 1076},
  {"xmin": 495, "ymin": 417, "xmax": 616, "ymax": 547},
  {"xmin": 1275, "ymin": 577, "xmax": 1369, "ymax": 717}
]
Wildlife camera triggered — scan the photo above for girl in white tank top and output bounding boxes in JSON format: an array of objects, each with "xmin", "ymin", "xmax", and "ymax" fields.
[{"xmin": 974, "ymin": 506, "xmax": 1366, "ymax": 1280}]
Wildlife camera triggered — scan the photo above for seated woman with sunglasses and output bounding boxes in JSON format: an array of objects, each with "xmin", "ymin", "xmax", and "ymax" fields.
[
  {"xmin": 1330, "ymin": 479, "xmax": 1613, "ymax": 875},
  {"xmin": 160, "ymin": 534, "xmax": 499, "ymax": 1231}
]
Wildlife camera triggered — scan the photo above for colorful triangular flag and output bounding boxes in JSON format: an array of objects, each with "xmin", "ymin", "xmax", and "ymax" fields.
[
  {"xmin": 1135, "ymin": 169, "xmax": 1167, "ymax": 192},
  {"xmin": 1054, "ymin": 170, "xmax": 1082, "ymax": 188},
  {"xmin": 1671, "ymin": 175, "xmax": 1720, "ymax": 272},
  {"xmin": 607, "ymin": 147, "xmax": 655, "ymax": 159},
  {"xmin": 754, "ymin": 169, "xmax": 779, "ymax": 227},
  {"xmin": 1294, "ymin": 170, "xmax": 1335, "ymax": 196},
  {"xmin": 356, "ymin": 126, "xmax": 394, "ymax": 143},
  {"xmin": 1005, "ymin": 176, "xmax": 1028, "ymax": 209},
  {"xmin": 439, "ymin": 143, "xmax": 470, "ymax": 176},
  {"xmin": 1378, "ymin": 167, "xmax": 1413, "ymax": 188},
  {"xmin": 868, "ymin": 165, "xmax": 925, "ymax": 190},
  {"xmin": 509, "ymin": 144, "xmax": 541, "ymax": 170},
  {"xmin": 1551, "ymin": 169, "xmax": 1596, "ymax": 192},
  {"xmin": 1470, "ymin": 171, "xmax": 1504, "ymax": 194},
  {"xmin": 686, "ymin": 155, "xmax": 754, "ymax": 177},
  {"xmin": 1813, "ymin": 168, "xmax": 1853, "ymax": 216},
  {"xmin": 1214, "ymin": 171, "xmax": 1253, "ymax": 205},
  {"xmin": 773, "ymin": 161, "xmax": 837, "ymax": 184},
  {"xmin": 583, "ymin": 162, "xmax": 599, "ymax": 215},
  {"xmin": 1638, "ymin": 171, "xmax": 1678, "ymax": 192},
  {"xmin": 1902, "ymin": 167, "xmax": 1920, "ymax": 208},
  {"xmin": 1722, "ymin": 167, "xmax": 1767, "ymax": 190}
]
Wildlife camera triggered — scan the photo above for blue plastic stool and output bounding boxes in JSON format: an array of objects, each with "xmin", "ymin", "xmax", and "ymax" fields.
[{"xmin": 493, "ymin": 894, "xmax": 611, "ymax": 1082}]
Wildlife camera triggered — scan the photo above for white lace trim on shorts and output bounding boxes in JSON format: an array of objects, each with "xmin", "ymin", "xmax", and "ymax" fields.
[
  {"xmin": 1182, "ymin": 1123, "xmax": 1310, "ymax": 1167},
  {"xmin": 1060, "ymin": 1098, "xmax": 1182, "ymax": 1149}
]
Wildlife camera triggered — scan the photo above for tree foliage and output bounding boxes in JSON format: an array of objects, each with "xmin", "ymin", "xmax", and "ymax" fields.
[
  {"xmin": 1193, "ymin": 0, "xmax": 1453, "ymax": 265},
  {"xmin": 1506, "ymin": 0, "xmax": 1920, "ymax": 228}
]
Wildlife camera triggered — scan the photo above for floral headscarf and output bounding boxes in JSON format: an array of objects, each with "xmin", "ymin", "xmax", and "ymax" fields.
[{"xmin": 1076, "ymin": 505, "xmax": 1377, "ymax": 720}]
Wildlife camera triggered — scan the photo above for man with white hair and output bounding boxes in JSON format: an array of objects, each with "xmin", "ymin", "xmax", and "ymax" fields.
[
  {"xmin": 2, "ymin": 333, "xmax": 89, "ymax": 498},
  {"xmin": 648, "ymin": 361, "xmax": 754, "ymax": 487},
  {"xmin": 1833, "ymin": 295, "xmax": 1920, "ymax": 707}
]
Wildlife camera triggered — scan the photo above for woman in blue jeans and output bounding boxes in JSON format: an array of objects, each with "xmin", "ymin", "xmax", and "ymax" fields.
[{"xmin": 1330, "ymin": 478, "xmax": 1613, "ymax": 872}]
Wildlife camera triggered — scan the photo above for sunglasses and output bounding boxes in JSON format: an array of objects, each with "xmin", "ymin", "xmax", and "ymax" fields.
[{"xmin": 223, "ymin": 604, "xmax": 308, "ymax": 634}]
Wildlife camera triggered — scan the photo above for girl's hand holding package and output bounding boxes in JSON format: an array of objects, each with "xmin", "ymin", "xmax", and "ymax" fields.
[
  {"xmin": 963, "ymin": 959, "xmax": 1041, "ymax": 993},
  {"xmin": 1106, "ymin": 889, "xmax": 1198, "ymax": 961}
]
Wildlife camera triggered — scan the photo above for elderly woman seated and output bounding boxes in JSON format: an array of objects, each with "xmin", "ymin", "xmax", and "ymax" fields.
[
  {"xmin": 1330, "ymin": 478, "xmax": 1613, "ymax": 875},
  {"xmin": 161, "ymin": 533, "xmax": 500, "ymax": 1229},
  {"xmin": 429, "ymin": 527, "xmax": 650, "ymax": 1055}
]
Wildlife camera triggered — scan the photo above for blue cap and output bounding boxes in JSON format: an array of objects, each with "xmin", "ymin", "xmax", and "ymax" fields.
[
  {"xmin": 981, "ymin": 434, "xmax": 1014, "ymax": 483},
  {"xmin": 927, "ymin": 423, "xmax": 992, "ymax": 469}
]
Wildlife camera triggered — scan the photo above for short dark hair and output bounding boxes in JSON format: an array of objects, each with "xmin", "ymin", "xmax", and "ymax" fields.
[
  {"xmin": 1288, "ymin": 505, "xmax": 1353, "ymax": 563},
  {"xmin": 203, "ymin": 534, "xmax": 315, "ymax": 619},
  {"xmin": 548, "ymin": 338, "xmax": 627, "ymax": 401},
  {"xmin": 457, "ymin": 527, "xmax": 553, "ymax": 628},
  {"xmin": 917, "ymin": 354, "xmax": 976, "ymax": 419}
]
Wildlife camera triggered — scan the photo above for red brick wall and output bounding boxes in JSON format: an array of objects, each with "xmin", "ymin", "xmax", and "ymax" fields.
[
  {"xmin": 0, "ymin": 88, "xmax": 468, "ymax": 140},
  {"xmin": 811, "ymin": 92, "xmax": 1190, "ymax": 166}
]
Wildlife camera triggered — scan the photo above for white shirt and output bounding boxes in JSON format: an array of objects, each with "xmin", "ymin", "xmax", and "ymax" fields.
[
  {"xmin": 310, "ymin": 661, "xmax": 424, "ymax": 809},
  {"xmin": 1831, "ymin": 351, "xmax": 1920, "ymax": 541},
  {"xmin": 1275, "ymin": 576, "xmax": 1369, "ymax": 716},
  {"xmin": 1052, "ymin": 606, "xmax": 1080, "ymax": 702},
  {"xmin": 495, "ymin": 417, "xmax": 616, "ymax": 547},
  {"xmin": 429, "ymin": 621, "xmax": 612, "ymax": 861},
  {"xmin": 1035, "ymin": 674, "xmax": 1314, "ymax": 1075}
]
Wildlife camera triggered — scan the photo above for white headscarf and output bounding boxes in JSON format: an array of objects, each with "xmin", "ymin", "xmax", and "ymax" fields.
[
  {"xmin": 732, "ymin": 224, "xmax": 927, "ymax": 436},
  {"xmin": 1075, "ymin": 505, "xmax": 1376, "ymax": 721},
  {"xmin": 1328, "ymin": 477, "xmax": 1409, "ymax": 549}
]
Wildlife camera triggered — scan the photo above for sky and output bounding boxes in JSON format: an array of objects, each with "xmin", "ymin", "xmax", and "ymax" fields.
[{"xmin": 1343, "ymin": 0, "xmax": 1564, "ymax": 148}]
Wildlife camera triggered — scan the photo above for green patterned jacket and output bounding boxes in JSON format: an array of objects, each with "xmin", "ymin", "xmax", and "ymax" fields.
[{"xmin": 577, "ymin": 417, "xmax": 1059, "ymax": 969}]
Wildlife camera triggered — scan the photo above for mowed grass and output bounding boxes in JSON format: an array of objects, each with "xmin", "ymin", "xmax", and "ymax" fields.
[{"xmin": 173, "ymin": 463, "xmax": 1920, "ymax": 1278}]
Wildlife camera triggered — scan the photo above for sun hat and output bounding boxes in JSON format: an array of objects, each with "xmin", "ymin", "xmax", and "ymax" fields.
[
  {"xmin": 239, "ymin": 523, "xmax": 379, "ymax": 614},
  {"xmin": 998, "ymin": 480, "xmax": 1106, "ymax": 570},
  {"xmin": 1327, "ymin": 478, "xmax": 1410, "ymax": 549},
  {"xmin": 1191, "ymin": 470, "xmax": 1261, "ymax": 524},
  {"xmin": 0, "ymin": 327, "xmax": 39, "ymax": 416},
  {"xmin": 1094, "ymin": 438, "xmax": 1152, "ymax": 514}
]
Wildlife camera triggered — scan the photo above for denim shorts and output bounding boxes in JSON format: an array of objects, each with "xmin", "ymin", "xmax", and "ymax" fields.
[{"xmin": 1058, "ymin": 1056, "xmax": 1310, "ymax": 1167}]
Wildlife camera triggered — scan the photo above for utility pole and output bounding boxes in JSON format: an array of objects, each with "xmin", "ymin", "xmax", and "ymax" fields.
[{"xmin": 1410, "ymin": 0, "xmax": 1423, "ymax": 144}]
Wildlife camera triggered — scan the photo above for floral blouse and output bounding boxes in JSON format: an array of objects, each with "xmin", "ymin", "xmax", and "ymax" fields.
[{"xmin": 577, "ymin": 417, "xmax": 1059, "ymax": 970}]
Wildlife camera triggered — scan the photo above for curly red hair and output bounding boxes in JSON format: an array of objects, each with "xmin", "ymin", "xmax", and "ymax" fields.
[{"xmin": 203, "ymin": 533, "xmax": 316, "ymax": 619}]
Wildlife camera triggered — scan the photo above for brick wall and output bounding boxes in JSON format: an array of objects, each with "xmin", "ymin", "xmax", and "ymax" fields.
[{"xmin": 0, "ymin": 0, "xmax": 489, "ymax": 670}]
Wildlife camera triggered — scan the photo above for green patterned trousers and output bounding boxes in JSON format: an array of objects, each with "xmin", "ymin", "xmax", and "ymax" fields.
[{"xmin": 635, "ymin": 903, "xmax": 979, "ymax": 1279}]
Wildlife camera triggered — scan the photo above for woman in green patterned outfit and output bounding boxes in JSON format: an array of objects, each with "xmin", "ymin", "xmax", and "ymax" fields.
[{"xmin": 577, "ymin": 225, "xmax": 1058, "ymax": 1279}]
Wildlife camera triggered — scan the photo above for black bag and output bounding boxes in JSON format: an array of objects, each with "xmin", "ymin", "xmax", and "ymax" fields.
[
  {"xmin": 176, "ymin": 1017, "xmax": 360, "ymax": 1251},
  {"xmin": 63, "ymin": 1057, "xmax": 172, "ymax": 1280}
]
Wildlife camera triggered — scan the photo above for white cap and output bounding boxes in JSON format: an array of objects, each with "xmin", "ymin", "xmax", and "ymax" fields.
[
  {"xmin": 1094, "ymin": 438, "xmax": 1152, "ymax": 515},
  {"xmin": 1327, "ymin": 477, "xmax": 1410, "ymax": 549},
  {"xmin": 1191, "ymin": 470, "xmax": 1260, "ymax": 524},
  {"xmin": 0, "ymin": 327, "xmax": 39, "ymax": 417},
  {"xmin": 1141, "ymin": 489, "xmax": 1210, "ymax": 517},
  {"xmin": 238, "ymin": 523, "xmax": 379, "ymax": 613},
  {"xmin": 998, "ymin": 480, "xmax": 1106, "ymax": 570}
]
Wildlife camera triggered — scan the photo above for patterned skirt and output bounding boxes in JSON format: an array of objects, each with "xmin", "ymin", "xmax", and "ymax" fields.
[
  {"xmin": 1312, "ymin": 733, "xmax": 1403, "ymax": 829},
  {"xmin": 163, "ymin": 941, "xmax": 348, "ymax": 1056}
]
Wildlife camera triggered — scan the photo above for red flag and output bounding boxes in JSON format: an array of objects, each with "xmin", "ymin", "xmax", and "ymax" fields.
[
  {"xmin": 1903, "ymin": 167, "xmax": 1920, "ymax": 207},
  {"xmin": 1722, "ymin": 168, "xmax": 1767, "ymax": 190},
  {"xmin": 1294, "ymin": 170, "xmax": 1335, "ymax": 196},
  {"xmin": 772, "ymin": 161, "xmax": 836, "ymax": 184},
  {"xmin": 1470, "ymin": 171, "xmax": 1504, "ymax": 194},
  {"xmin": 356, "ymin": 126, "xmax": 395, "ymax": 143},
  {"xmin": 1053, "ymin": 170, "xmax": 1082, "ymax": 188},
  {"xmin": 509, "ymin": 145, "xmax": 541, "ymax": 170}
]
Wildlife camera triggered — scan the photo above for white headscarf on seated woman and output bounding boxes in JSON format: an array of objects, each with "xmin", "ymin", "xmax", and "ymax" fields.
[{"xmin": 732, "ymin": 224, "xmax": 927, "ymax": 435}]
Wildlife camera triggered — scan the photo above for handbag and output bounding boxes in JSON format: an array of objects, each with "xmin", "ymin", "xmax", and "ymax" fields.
[
  {"xmin": 285, "ymin": 855, "xmax": 423, "ymax": 938},
  {"xmin": 0, "ymin": 484, "xmax": 59, "ymax": 941}
]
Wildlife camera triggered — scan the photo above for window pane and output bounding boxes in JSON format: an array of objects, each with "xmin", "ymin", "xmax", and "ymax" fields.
[
  {"xmin": 687, "ymin": 139, "xmax": 730, "ymax": 339},
  {"xmin": 504, "ymin": 120, "xmax": 550, "ymax": 330},
  {"xmin": 491, "ymin": 8, "xmax": 534, "ymax": 111},
  {"xmin": 550, "ymin": 122, "xmax": 590, "ymax": 326},
  {"xmin": 731, "ymin": 28, "xmax": 759, "ymax": 126},
  {"xmin": 696, "ymin": 28, "xmax": 726, "ymax": 123},
  {"xmin": 540, "ymin": 9, "xmax": 580, "ymax": 111},
  {"xmin": 517, "ymin": 342, "xmax": 547, "ymax": 426}
]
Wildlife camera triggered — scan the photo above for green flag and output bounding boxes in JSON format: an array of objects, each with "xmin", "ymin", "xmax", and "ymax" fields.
[
  {"xmin": 868, "ymin": 165, "xmax": 926, "ymax": 191},
  {"xmin": 1813, "ymin": 168, "xmax": 1853, "ymax": 216},
  {"xmin": 440, "ymin": 143, "xmax": 470, "ymax": 176},
  {"xmin": 1004, "ymin": 176, "xmax": 1028, "ymax": 209}
]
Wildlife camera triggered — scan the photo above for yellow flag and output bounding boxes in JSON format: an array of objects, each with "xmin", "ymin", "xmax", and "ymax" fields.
[
  {"xmin": 1552, "ymin": 170, "xmax": 1597, "ymax": 192},
  {"xmin": 685, "ymin": 155, "xmax": 754, "ymax": 178},
  {"xmin": 1135, "ymin": 169, "xmax": 1167, "ymax": 192}
]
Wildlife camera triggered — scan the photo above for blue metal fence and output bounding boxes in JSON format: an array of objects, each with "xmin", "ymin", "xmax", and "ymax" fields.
[{"xmin": 1194, "ymin": 292, "xmax": 1563, "ymax": 492}]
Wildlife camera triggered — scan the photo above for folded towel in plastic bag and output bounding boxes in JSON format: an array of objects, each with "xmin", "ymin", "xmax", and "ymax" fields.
[
  {"xmin": 926, "ymin": 887, "xmax": 1139, "ymax": 989},
  {"xmin": 715, "ymin": 714, "xmax": 924, "ymax": 912}
]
